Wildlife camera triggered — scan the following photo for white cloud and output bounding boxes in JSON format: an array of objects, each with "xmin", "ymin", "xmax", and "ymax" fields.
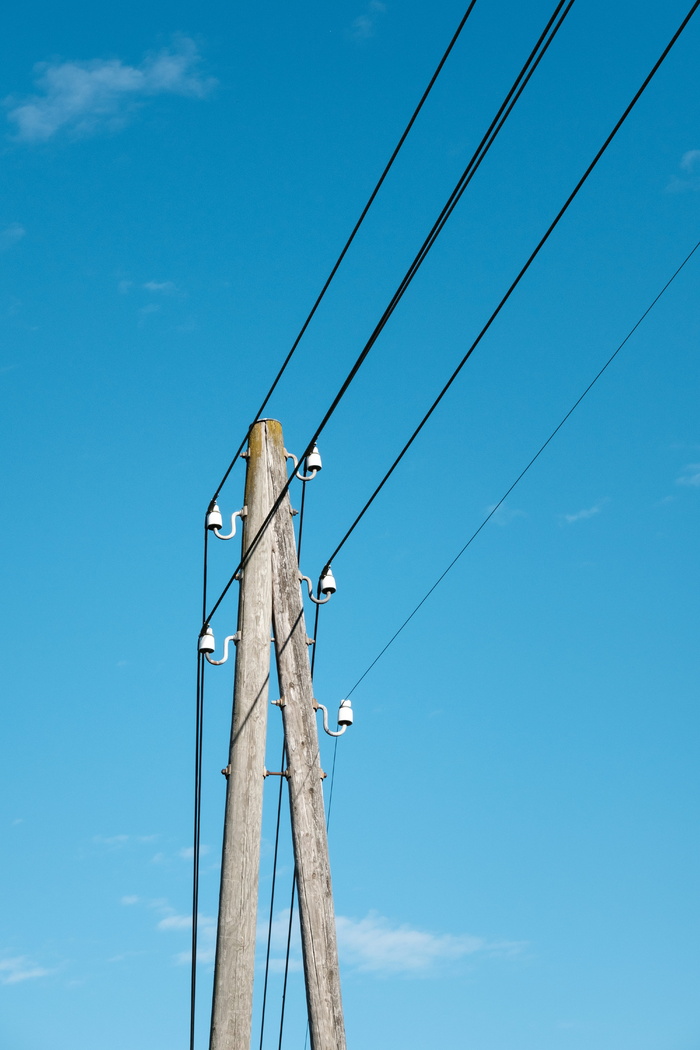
[
  {"xmin": 120, "ymin": 895, "xmax": 140, "ymax": 906},
  {"xmin": 486, "ymin": 504, "xmax": 527, "ymax": 527},
  {"xmin": 0, "ymin": 956, "xmax": 52, "ymax": 985},
  {"xmin": 178, "ymin": 844, "xmax": 210, "ymax": 860},
  {"xmin": 348, "ymin": 1, "xmax": 387, "ymax": 41},
  {"xmin": 156, "ymin": 909, "xmax": 217, "ymax": 964},
  {"xmin": 561, "ymin": 500, "xmax": 606, "ymax": 524},
  {"xmin": 680, "ymin": 150, "xmax": 700, "ymax": 172},
  {"xmin": 143, "ymin": 280, "xmax": 176, "ymax": 293},
  {"xmin": 335, "ymin": 912, "xmax": 489, "ymax": 974},
  {"xmin": 5, "ymin": 37, "xmax": 215, "ymax": 143},
  {"xmin": 93, "ymin": 833, "xmax": 130, "ymax": 848},
  {"xmin": 0, "ymin": 223, "xmax": 26, "ymax": 251},
  {"xmin": 676, "ymin": 463, "xmax": 700, "ymax": 487},
  {"xmin": 667, "ymin": 150, "xmax": 700, "ymax": 192}
]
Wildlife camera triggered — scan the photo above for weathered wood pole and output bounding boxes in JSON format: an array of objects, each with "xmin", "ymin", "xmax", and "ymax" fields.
[
  {"xmin": 209, "ymin": 421, "xmax": 274, "ymax": 1050},
  {"xmin": 267, "ymin": 421, "xmax": 347, "ymax": 1050}
]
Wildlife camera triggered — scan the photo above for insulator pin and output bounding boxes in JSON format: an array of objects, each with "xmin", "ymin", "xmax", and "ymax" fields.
[
  {"xmin": 337, "ymin": 699, "xmax": 353, "ymax": 727},
  {"xmin": 198, "ymin": 626, "xmax": 216, "ymax": 654},
  {"xmin": 319, "ymin": 567, "xmax": 336, "ymax": 595},
  {"xmin": 305, "ymin": 445, "xmax": 323, "ymax": 474},
  {"xmin": 206, "ymin": 504, "xmax": 223, "ymax": 531}
]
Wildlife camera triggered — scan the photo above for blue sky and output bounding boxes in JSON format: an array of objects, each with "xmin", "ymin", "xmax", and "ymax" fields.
[{"xmin": 1, "ymin": 1, "xmax": 699, "ymax": 1048}]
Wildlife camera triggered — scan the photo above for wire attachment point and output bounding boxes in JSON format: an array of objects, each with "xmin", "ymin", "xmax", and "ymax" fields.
[
  {"xmin": 208, "ymin": 503, "xmax": 247, "ymax": 540},
  {"xmin": 299, "ymin": 566, "xmax": 336, "ymax": 605},
  {"xmin": 314, "ymin": 699, "xmax": 353, "ymax": 737},
  {"xmin": 205, "ymin": 634, "xmax": 238, "ymax": 665}
]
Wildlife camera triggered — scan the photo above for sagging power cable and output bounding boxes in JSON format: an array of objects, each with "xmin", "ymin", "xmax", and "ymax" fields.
[
  {"xmin": 209, "ymin": 0, "xmax": 480, "ymax": 506},
  {"xmin": 345, "ymin": 236, "xmax": 700, "ymax": 697},
  {"xmin": 321, "ymin": 0, "xmax": 700, "ymax": 575},
  {"xmin": 202, "ymin": 0, "xmax": 575, "ymax": 630}
]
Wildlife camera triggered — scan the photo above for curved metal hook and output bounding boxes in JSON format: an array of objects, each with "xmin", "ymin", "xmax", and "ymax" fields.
[
  {"xmin": 205, "ymin": 634, "xmax": 237, "ymax": 665},
  {"xmin": 284, "ymin": 449, "xmax": 320, "ymax": 483},
  {"xmin": 314, "ymin": 702, "xmax": 347, "ymax": 738},
  {"xmin": 299, "ymin": 573, "xmax": 331, "ymax": 605},
  {"xmin": 213, "ymin": 507, "xmax": 247, "ymax": 541}
]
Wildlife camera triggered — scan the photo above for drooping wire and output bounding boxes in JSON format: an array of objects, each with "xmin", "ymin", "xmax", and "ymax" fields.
[
  {"xmin": 258, "ymin": 739, "xmax": 286, "ymax": 1050},
  {"xmin": 276, "ymin": 869, "xmax": 297, "ymax": 1050},
  {"xmin": 202, "ymin": 0, "xmax": 575, "ymax": 631},
  {"xmin": 320, "ymin": 0, "xmax": 700, "ymax": 574},
  {"xmin": 209, "ymin": 0, "xmax": 480, "ymax": 506},
  {"xmin": 189, "ymin": 519, "xmax": 211, "ymax": 1050},
  {"xmin": 344, "ymin": 236, "xmax": 700, "ymax": 698}
]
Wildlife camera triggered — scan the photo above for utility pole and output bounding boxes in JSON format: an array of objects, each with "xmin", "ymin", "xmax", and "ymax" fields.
[
  {"xmin": 208, "ymin": 419, "xmax": 346, "ymax": 1050},
  {"xmin": 209, "ymin": 421, "xmax": 274, "ymax": 1050},
  {"xmin": 268, "ymin": 423, "xmax": 347, "ymax": 1050}
]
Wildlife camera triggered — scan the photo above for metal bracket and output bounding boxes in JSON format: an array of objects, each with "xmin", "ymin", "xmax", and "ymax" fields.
[
  {"xmin": 299, "ymin": 573, "xmax": 331, "ymax": 605},
  {"xmin": 206, "ymin": 630, "xmax": 239, "ymax": 663},
  {"xmin": 240, "ymin": 450, "xmax": 250, "ymax": 459},
  {"xmin": 213, "ymin": 506, "xmax": 247, "ymax": 541},
  {"xmin": 221, "ymin": 765, "xmax": 231, "ymax": 777},
  {"xmin": 313, "ymin": 700, "xmax": 348, "ymax": 738},
  {"xmin": 306, "ymin": 636, "xmax": 315, "ymax": 646},
  {"xmin": 284, "ymin": 449, "xmax": 320, "ymax": 483},
  {"xmin": 271, "ymin": 697, "xmax": 286, "ymax": 707}
]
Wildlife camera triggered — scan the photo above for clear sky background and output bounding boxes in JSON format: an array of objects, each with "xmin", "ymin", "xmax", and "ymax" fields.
[{"xmin": 1, "ymin": 1, "xmax": 699, "ymax": 1048}]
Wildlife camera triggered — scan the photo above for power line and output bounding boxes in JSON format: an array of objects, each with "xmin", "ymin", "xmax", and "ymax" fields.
[
  {"xmin": 209, "ymin": 0, "xmax": 480, "ymax": 506},
  {"xmin": 321, "ymin": 0, "xmax": 700, "ymax": 574},
  {"xmin": 202, "ymin": 0, "xmax": 575, "ymax": 630},
  {"xmin": 189, "ymin": 514, "xmax": 212, "ymax": 1050},
  {"xmin": 345, "ymin": 236, "xmax": 700, "ymax": 698}
]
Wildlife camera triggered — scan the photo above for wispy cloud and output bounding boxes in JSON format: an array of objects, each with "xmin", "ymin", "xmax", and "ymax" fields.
[
  {"xmin": 178, "ymin": 844, "xmax": 210, "ymax": 860},
  {"xmin": 666, "ymin": 150, "xmax": 700, "ymax": 193},
  {"xmin": 676, "ymin": 463, "xmax": 700, "ymax": 487},
  {"xmin": 486, "ymin": 504, "xmax": 527, "ymax": 528},
  {"xmin": 158, "ymin": 911, "xmax": 217, "ymax": 964},
  {"xmin": 335, "ymin": 912, "xmax": 520, "ymax": 975},
  {"xmin": 561, "ymin": 500, "xmax": 606, "ymax": 525},
  {"xmin": 93, "ymin": 833, "xmax": 159, "ymax": 851},
  {"xmin": 0, "ymin": 955, "xmax": 53, "ymax": 985},
  {"xmin": 143, "ymin": 280, "xmax": 177, "ymax": 293},
  {"xmin": 5, "ymin": 37, "xmax": 215, "ymax": 143},
  {"xmin": 348, "ymin": 1, "xmax": 387, "ymax": 41},
  {"xmin": 0, "ymin": 223, "xmax": 26, "ymax": 251}
]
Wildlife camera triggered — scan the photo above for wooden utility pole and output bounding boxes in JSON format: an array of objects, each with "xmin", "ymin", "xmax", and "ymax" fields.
[
  {"xmin": 209, "ymin": 418, "xmax": 345, "ymax": 1050},
  {"xmin": 268, "ymin": 422, "xmax": 347, "ymax": 1050},
  {"xmin": 209, "ymin": 421, "xmax": 274, "ymax": 1050}
]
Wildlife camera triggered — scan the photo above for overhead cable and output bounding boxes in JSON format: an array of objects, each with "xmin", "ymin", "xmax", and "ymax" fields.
[
  {"xmin": 209, "ymin": 0, "xmax": 481, "ymax": 505},
  {"xmin": 202, "ymin": 0, "xmax": 575, "ymax": 629},
  {"xmin": 321, "ymin": 0, "xmax": 700, "ymax": 573},
  {"xmin": 345, "ymin": 236, "xmax": 700, "ymax": 697}
]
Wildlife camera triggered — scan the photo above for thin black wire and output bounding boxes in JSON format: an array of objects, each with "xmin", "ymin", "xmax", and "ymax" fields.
[
  {"xmin": 189, "ymin": 520, "xmax": 210, "ymax": 1050},
  {"xmin": 210, "ymin": 0, "xmax": 480, "ymax": 505},
  {"xmin": 189, "ymin": 653, "xmax": 205, "ymax": 1050},
  {"xmin": 276, "ymin": 533, "xmax": 324, "ymax": 1050},
  {"xmin": 277, "ymin": 870, "xmax": 297, "ymax": 1050},
  {"xmin": 258, "ymin": 739, "xmax": 286, "ymax": 1050},
  {"xmin": 202, "ymin": 0, "xmax": 574, "ymax": 631},
  {"xmin": 322, "ymin": 0, "xmax": 700, "ymax": 573},
  {"xmin": 345, "ymin": 236, "xmax": 700, "ymax": 698}
]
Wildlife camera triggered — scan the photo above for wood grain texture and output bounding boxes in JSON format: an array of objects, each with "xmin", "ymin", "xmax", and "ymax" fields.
[
  {"xmin": 209, "ymin": 421, "xmax": 274, "ymax": 1050},
  {"xmin": 268, "ymin": 421, "xmax": 347, "ymax": 1050}
]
